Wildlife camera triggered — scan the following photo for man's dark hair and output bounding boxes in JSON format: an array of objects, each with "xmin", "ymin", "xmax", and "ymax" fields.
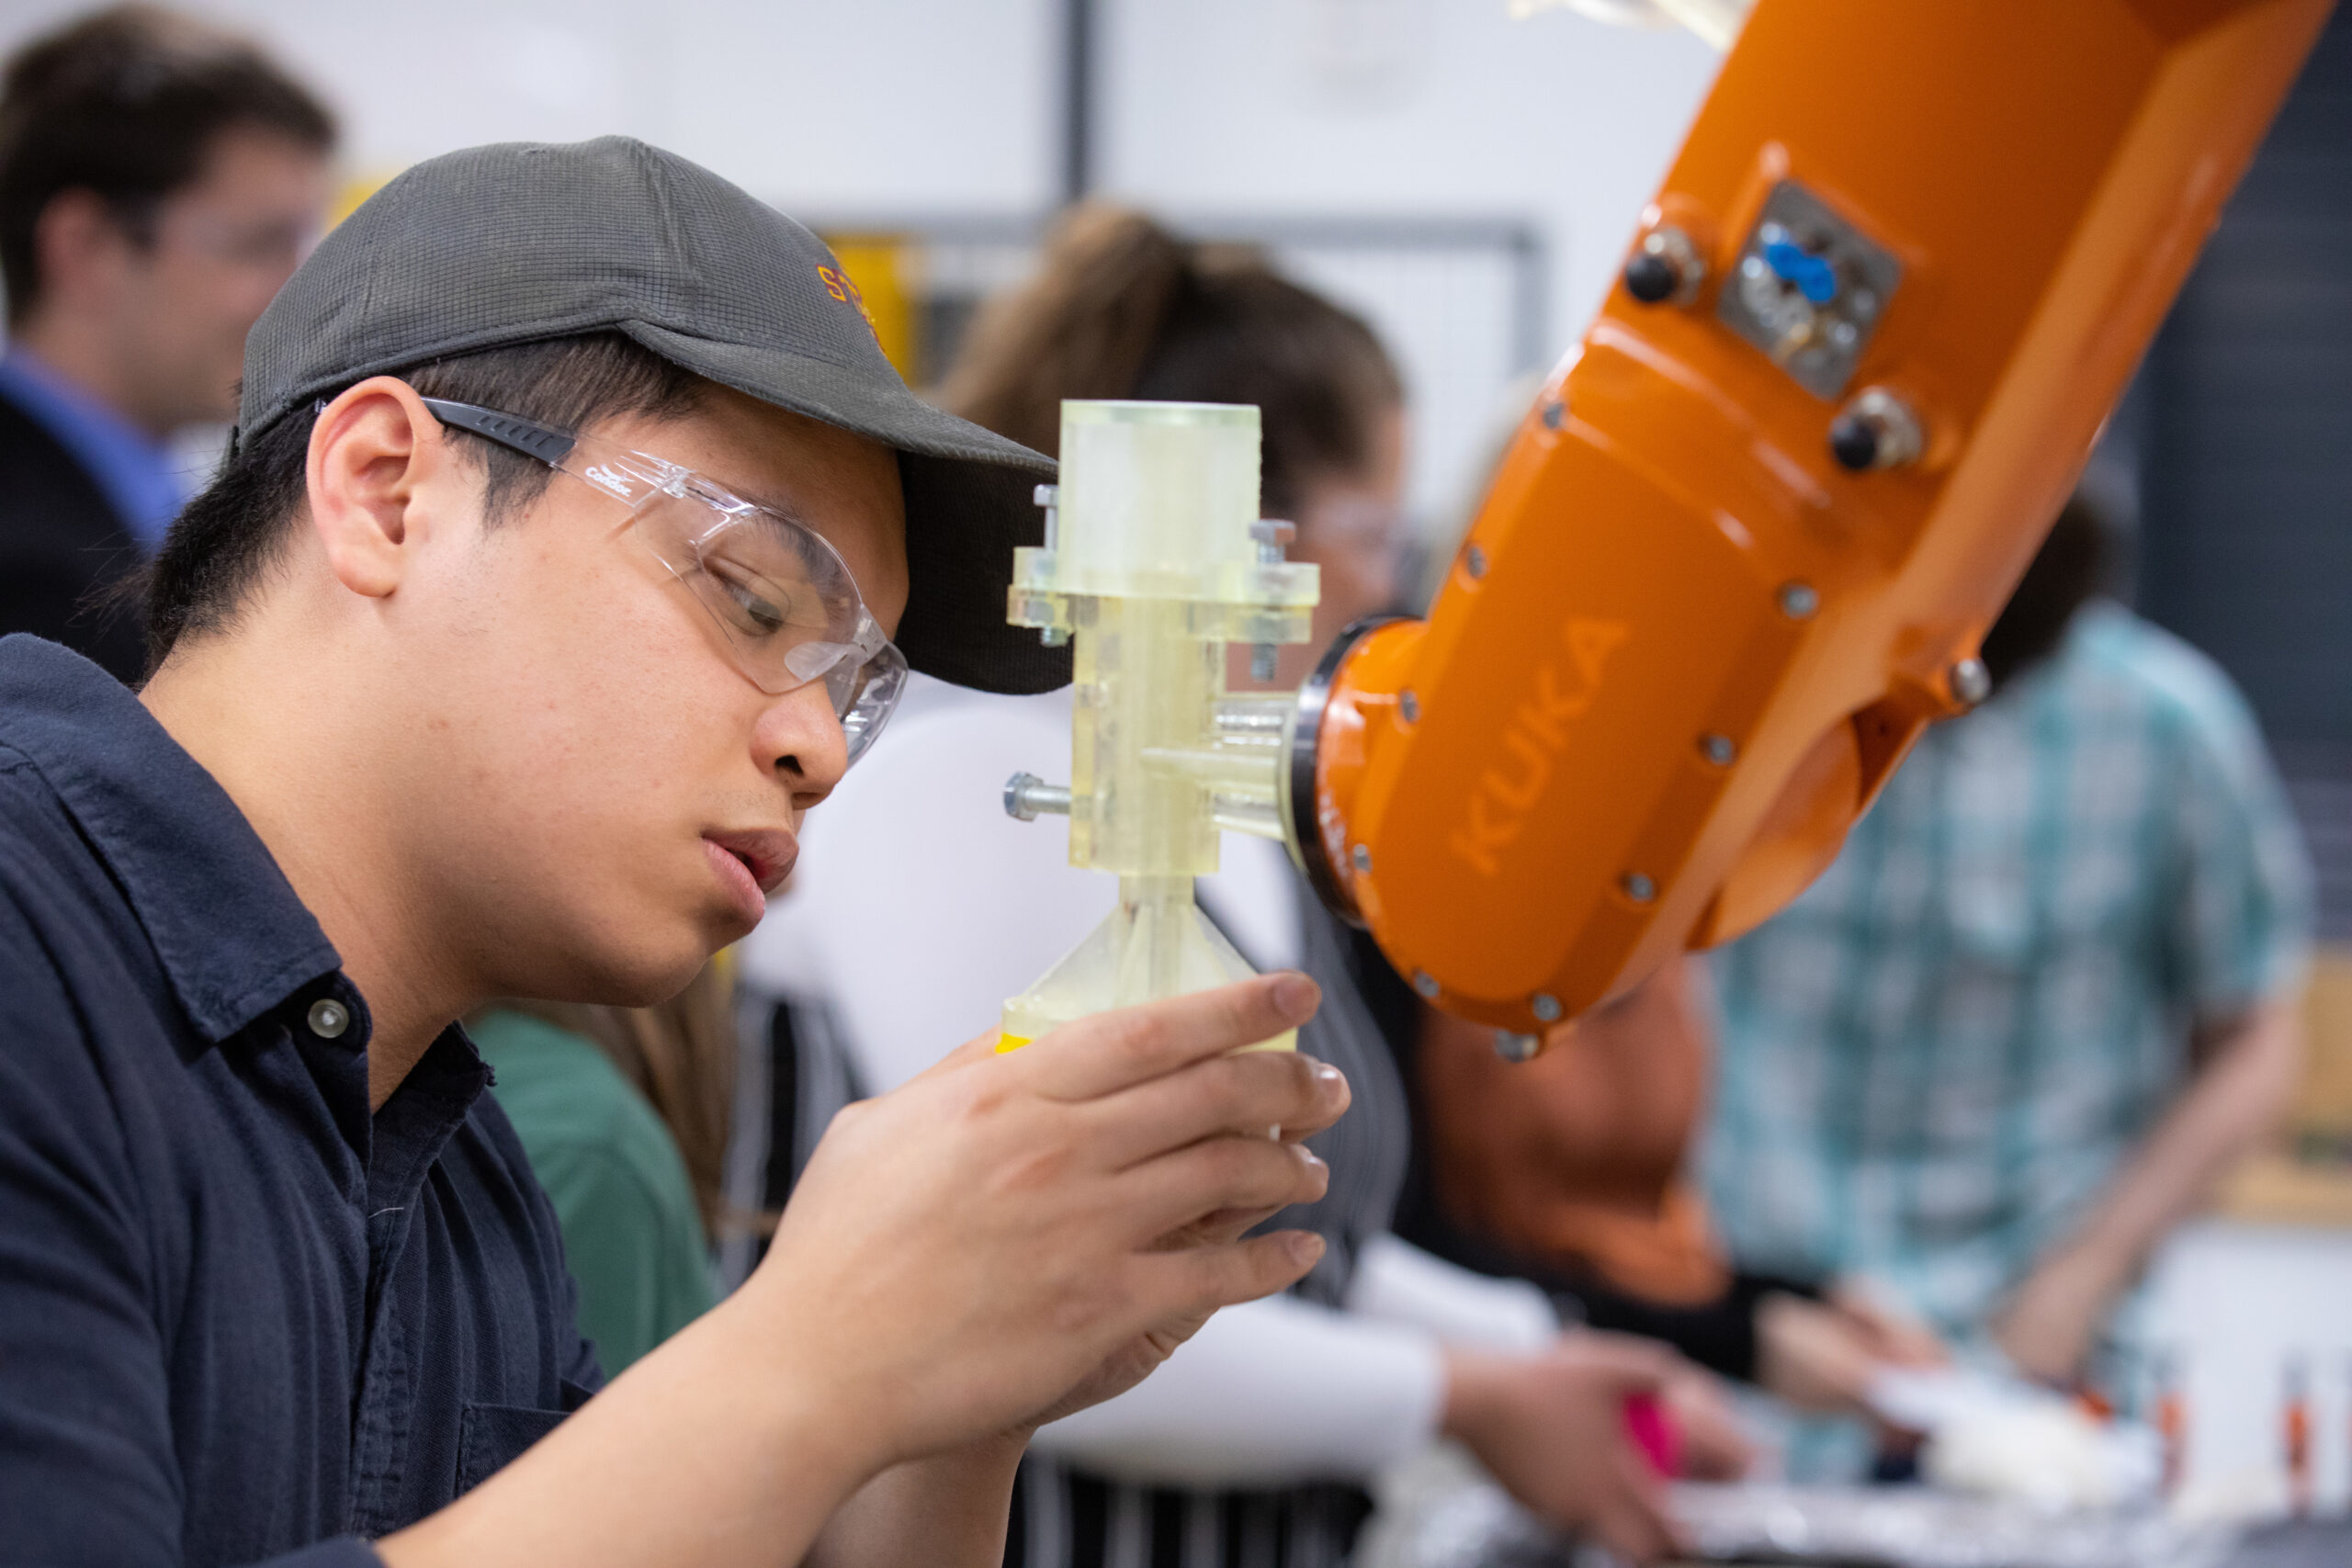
[
  {"xmin": 0, "ymin": 5, "xmax": 335, "ymax": 326},
  {"xmin": 1982, "ymin": 489, "xmax": 2115, "ymax": 694},
  {"xmin": 144, "ymin": 333, "xmax": 707, "ymax": 672}
]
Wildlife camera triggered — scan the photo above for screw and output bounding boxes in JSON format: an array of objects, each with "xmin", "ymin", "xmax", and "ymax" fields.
[
  {"xmin": 1623, "ymin": 224, "xmax": 1703, "ymax": 306},
  {"xmin": 1531, "ymin": 993, "xmax": 1562, "ymax": 1022},
  {"xmin": 1495, "ymin": 1031, "xmax": 1542, "ymax": 1063},
  {"xmin": 1464, "ymin": 544, "xmax": 1488, "ymax": 581},
  {"xmin": 1541, "ymin": 398, "xmax": 1566, "ymax": 431},
  {"xmin": 1399, "ymin": 690, "xmax": 1420, "ymax": 724},
  {"xmin": 1412, "ymin": 970, "xmax": 1441, "ymax": 999},
  {"xmin": 1623, "ymin": 872, "xmax": 1657, "ymax": 903},
  {"xmin": 1251, "ymin": 517, "xmax": 1298, "ymax": 564},
  {"xmin": 1003, "ymin": 772, "xmax": 1073, "ymax": 821},
  {"xmin": 1828, "ymin": 387, "xmax": 1924, "ymax": 473},
  {"xmin": 1351, "ymin": 843, "xmax": 1372, "ymax": 874},
  {"xmin": 1701, "ymin": 733, "xmax": 1736, "ymax": 766},
  {"xmin": 1778, "ymin": 581, "xmax": 1819, "ymax": 619},
  {"xmin": 1950, "ymin": 657, "xmax": 1991, "ymax": 706},
  {"xmin": 1250, "ymin": 644, "xmax": 1277, "ymax": 682}
]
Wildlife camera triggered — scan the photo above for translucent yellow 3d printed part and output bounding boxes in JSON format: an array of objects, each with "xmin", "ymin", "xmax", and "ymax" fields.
[{"xmin": 997, "ymin": 400, "xmax": 1319, "ymax": 1054}]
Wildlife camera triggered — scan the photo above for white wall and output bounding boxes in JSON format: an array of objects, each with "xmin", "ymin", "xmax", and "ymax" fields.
[
  {"xmin": 1101, "ymin": 0, "xmax": 1719, "ymax": 364},
  {"xmin": 0, "ymin": 0, "xmax": 1065, "ymax": 213},
  {"xmin": 0, "ymin": 0, "xmax": 1722, "ymax": 517}
]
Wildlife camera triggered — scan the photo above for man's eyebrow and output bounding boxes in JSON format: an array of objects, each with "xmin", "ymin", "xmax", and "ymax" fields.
[{"xmin": 713, "ymin": 475, "xmax": 812, "ymax": 525}]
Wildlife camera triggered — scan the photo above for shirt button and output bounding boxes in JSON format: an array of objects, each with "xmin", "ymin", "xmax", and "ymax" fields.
[{"xmin": 307, "ymin": 998, "xmax": 350, "ymax": 1040}]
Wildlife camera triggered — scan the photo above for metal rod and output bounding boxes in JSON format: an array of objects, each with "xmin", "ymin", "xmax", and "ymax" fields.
[{"xmin": 1062, "ymin": 0, "xmax": 1096, "ymax": 205}]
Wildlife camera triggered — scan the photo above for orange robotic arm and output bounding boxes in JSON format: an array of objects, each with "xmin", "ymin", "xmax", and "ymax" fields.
[{"xmin": 1284, "ymin": 0, "xmax": 2332, "ymax": 1053}]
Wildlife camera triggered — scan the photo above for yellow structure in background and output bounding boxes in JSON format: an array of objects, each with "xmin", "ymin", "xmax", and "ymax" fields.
[
  {"xmin": 822, "ymin": 236, "xmax": 922, "ymax": 383},
  {"xmin": 2222, "ymin": 946, "xmax": 2352, "ymax": 1225},
  {"xmin": 326, "ymin": 170, "xmax": 397, "ymax": 231}
]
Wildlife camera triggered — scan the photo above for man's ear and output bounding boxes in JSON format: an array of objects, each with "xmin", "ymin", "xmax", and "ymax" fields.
[
  {"xmin": 306, "ymin": 377, "xmax": 465, "ymax": 600},
  {"xmin": 31, "ymin": 189, "xmax": 133, "ymax": 313}
]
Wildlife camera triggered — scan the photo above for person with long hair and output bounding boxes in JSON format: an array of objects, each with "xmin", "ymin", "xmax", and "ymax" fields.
[{"xmin": 749, "ymin": 206, "xmax": 1747, "ymax": 1568}]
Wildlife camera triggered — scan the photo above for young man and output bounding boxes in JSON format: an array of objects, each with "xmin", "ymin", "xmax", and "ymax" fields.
[
  {"xmin": 0, "ymin": 136, "xmax": 1352, "ymax": 1567},
  {"xmin": 0, "ymin": 6, "xmax": 334, "ymax": 680},
  {"xmin": 1703, "ymin": 495, "xmax": 2312, "ymax": 1426}
]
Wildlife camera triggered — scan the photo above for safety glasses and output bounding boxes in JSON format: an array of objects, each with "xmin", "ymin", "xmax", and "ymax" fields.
[{"xmin": 420, "ymin": 397, "xmax": 908, "ymax": 766}]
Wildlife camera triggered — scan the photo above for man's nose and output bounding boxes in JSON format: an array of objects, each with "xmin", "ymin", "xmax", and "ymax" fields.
[{"xmin": 756, "ymin": 681, "xmax": 849, "ymax": 802}]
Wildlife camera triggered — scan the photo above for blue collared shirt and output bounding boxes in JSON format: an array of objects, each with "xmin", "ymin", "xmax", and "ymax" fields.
[
  {"xmin": 0, "ymin": 635, "xmax": 602, "ymax": 1567},
  {"xmin": 0, "ymin": 351, "xmax": 191, "ymax": 551}
]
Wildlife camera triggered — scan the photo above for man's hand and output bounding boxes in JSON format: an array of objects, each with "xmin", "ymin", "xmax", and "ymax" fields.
[
  {"xmin": 1756, "ymin": 1284, "xmax": 1948, "ymax": 1416},
  {"xmin": 382, "ymin": 974, "xmax": 1346, "ymax": 1568},
  {"xmin": 1442, "ymin": 1332, "xmax": 1689, "ymax": 1565},
  {"xmin": 1990, "ymin": 1247, "xmax": 2111, "ymax": 1385},
  {"xmin": 743, "ymin": 972, "xmax": 1349, "ymax": 1463},
  {"xmin": 1661, "ymin": 1364, "xmax": 1755, "ymax": 1481}
]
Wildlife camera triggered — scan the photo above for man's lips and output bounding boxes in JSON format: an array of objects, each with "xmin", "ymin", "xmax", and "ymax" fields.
[{"xmin": 704, "ymin": 829, "xmax": 798, "ymax": 897}]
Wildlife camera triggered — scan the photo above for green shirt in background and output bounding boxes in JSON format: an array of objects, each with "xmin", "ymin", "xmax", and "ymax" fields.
[{"xmin": 471, "ymin": 1010, "xmax": 717, "ymax": 1374}]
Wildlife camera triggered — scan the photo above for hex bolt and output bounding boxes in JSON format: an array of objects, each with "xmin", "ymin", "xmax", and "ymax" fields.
[
  {"xmin": 1778, "ymin": 581, "xmax": 1820, "ymax": 619},
  {"xmin": 1494, "ymin": 1031, "xmax": 1543, "ymax": 1063},
  {"xmin": 1623, "ymin": 872, "xmax": 1657, "ymax": 903},
  {"xmin": 1950, "ymin": 657, "xmax": 1992, "ymax": 707},
  {"xmin": 1399, "ymin": 690, "xmax": 1421, "ymax": 724},
  {"xmin": 1412, "ymin": 970, "xmax": 1441, "ymax": 999},
  {"xmin": 1003, "ymin": 772, "xmax": 1073, "ymax": 821},
  {"xmin": 1464, "ymin": 544, "xmax": 1488, "ymax": 581},
  {"xmin": 1250, "ymin": 517, "xmax": 1297, "ymax": 564},
  {"xmin": 1623, "ymin": 224, "xmax": 1704, "ymax": 307},
  {"xmin": 1351, "ymin": 843, "xmax": 1373, "ymax": 874},
  {"xmin": 1828, "ymin": 387, "xmax": 1925, "ymax": 473},
  {"xmin": 1701, "ymin": 733, "xmax": 1737, "ymax": 766},
  {"xmin": 1531, "ymin": 993, "xmax": 1563, "ymax": 1023},
  {"xmin": 1034, "ymin": 482, "xmax": 1061, "ymax": 551}
]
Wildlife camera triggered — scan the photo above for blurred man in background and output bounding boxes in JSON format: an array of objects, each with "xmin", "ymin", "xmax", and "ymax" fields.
[
  {"xmin": 0, "ymin": 5, "xmax": 333, "ymax": 682},
  {"xmin": 1702, "ymin": 493, "xmax": 2313, "ymax": 1440}
]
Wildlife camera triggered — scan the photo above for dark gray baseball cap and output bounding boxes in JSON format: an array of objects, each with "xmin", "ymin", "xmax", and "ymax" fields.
[{"xmin": 238, "ymin": 135, "xmax": 1067, "ymax": 694}]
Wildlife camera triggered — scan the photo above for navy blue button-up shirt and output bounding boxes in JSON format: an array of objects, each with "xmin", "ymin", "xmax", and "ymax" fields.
[{"xmin": 0, "ymin": 637, "xmax": 602, "ymax": 1567}]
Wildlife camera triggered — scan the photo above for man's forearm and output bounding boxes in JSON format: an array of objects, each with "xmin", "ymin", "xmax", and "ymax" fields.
[
  {"xmin": 376, "ymin": 1296, "xmax": 882, "ymax": 1568},
  {"xmin": 2032, "ymin": 996, "xmax": 2303, "ymax": 1301},
  {"xmin": 803, "ymin": 1431, "xmax": 1028, "ymax": 1568}
]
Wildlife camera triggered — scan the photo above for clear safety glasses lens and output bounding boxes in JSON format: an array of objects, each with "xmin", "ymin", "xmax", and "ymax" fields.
[
  {"xmin": 620, "ymin": 487, "xmax": 907, "ymax": 765},
  {"xmin": 416, "ymin": 400, "xmax": 909, "ymax": 767}
]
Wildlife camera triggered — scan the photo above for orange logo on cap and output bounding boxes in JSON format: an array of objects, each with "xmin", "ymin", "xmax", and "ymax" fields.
[{"xmin": 818, "ymin": 264, "xmax": 879, "ymax": 339}]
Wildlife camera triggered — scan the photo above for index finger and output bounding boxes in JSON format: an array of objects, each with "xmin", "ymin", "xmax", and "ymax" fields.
[{"xmin": 1016, "ymin": 973, "xmax": 1322, "ymax": 1101}]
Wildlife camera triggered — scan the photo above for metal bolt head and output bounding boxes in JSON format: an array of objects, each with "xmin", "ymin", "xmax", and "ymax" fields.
[
  {"xmin": 1622, "ymin": 872, "xmax": 1657, "ymax": 904},
  {"xmin": 1541, "ymin": 398, "xmax": 1567, "ymax": 431},
  {"xmin": 1412, "ymin": 970, "xmax": 1441, "ymax": 999},
  {"xmin": 1463, "ymin": 544, "xmax": 1487, "ymax": 581},
  {"xmin": 1701, "ymin": 733, "xmax": 1737, "ymax": 767},
  {"xmin": 1398, "ymin": 690, "xmax": 1420, "ymax": 724},
  {"xmin": 1950, "ymin": 657, "xmax": 1992, "ymax": 707},
  {"xmin": 1778, "ymin": 581, "xmax": 1820, "ymax": 619},
  {"xmin": 1495, "ymin": 1031, "xmax": 1542, "ymax": 1063},
  {"xmin": 1004, "ymin": 772, "xmax": 1042, "ymax": 821},
  {"xmin": 1829, "ymin": 387, "xmax": 1924, "ymax": 472},
  {"xmin": 1531, "ymin": 992, "xmax": 1563, "ymax": 1023},
  {"xmin": 1033, "ymin": 483, "xmax": 1058, "ymax": 508},
  {"xmin": 307, "ymin": 998, "xmax": 350, "ymax": 1040},
  {"xmin": 1351, "ymin": 843, "xmax": 1372, "ymax": 874}
]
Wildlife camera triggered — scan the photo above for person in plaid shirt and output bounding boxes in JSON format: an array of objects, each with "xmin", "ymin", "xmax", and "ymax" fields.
[{"xmin": 1702, "ymin": 492, "xmax": 2313, "ymax": 1402}]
